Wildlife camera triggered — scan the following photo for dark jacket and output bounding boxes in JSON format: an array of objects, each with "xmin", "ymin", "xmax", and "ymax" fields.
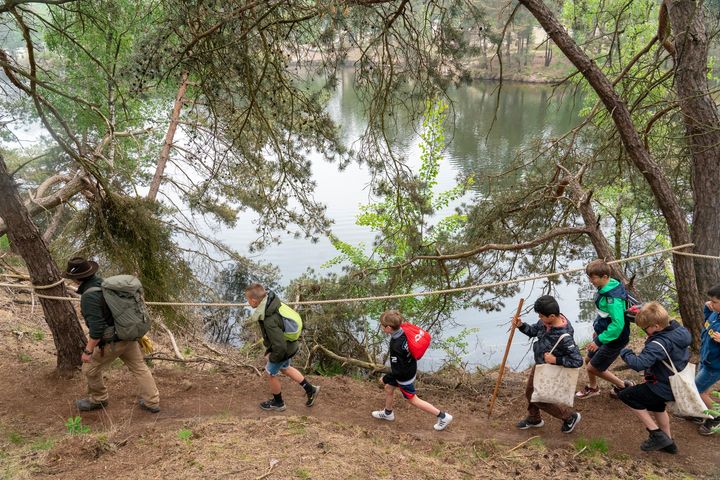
[
  {"xmin": 620, "ymin": 320, "xmax": 691, "ymax": 400},
  {"xmin": 700, "ymin": 305, "xmax": 720, "ymax": 371},
  {"xmin": 258, "ymin": 291, "xmax": 299, "ymax": 363},
  {"xmin": 389, "ymin": 329, "xmax": 416, "ymax": 382},
  {"xmin": 592, "ymin": 278, "xmax": 630, "ymax": 348},
  {"xmin": 78, "ymin": 275, "xmax": 111, "ymax": 341},
  {"xmin": 518, "ymin": 316, "xmax": 584, "ymax": 368}
]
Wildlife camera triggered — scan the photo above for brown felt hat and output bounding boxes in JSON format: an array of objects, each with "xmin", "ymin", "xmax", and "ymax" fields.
[{"xmin": 61, "ymin": 257, "xmax": 99, "ymax": 280}]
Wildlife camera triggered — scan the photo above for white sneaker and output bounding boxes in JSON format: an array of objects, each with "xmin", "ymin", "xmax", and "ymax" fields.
[
  {"xmin": 371, "ymin": 410, "xmax": 395, "ymax": 421},
  {"xmin": 434, "ymin": 413, "xmax": 453, "ymax": 431}
]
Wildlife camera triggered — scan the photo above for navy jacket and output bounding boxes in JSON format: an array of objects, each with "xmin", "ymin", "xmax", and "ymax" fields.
[
  {"xmin": 700, "ymin": 305, "xmax": 720, "ymax": 371},
  {"xmin": 620, "ymin": 321, "xmax": 691, "ymax": 400},
  {"xmin": 518, "ymin": 316, "xmax": 584, "ymax": 368}
]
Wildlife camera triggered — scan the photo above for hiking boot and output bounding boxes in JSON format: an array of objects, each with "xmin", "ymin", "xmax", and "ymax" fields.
[
  {"xmin": 371, "ymin": 410, "xmax": 395, "ymax": 421},
  {"xmin": 609, "ymin": 380, "xmax": 635, "ymax": 399},
  {"xmin": 138, "ymin": 399, "xmax": 160, "ymax": 414},
  {"xmin": 575, "ymin": 385, "xmax": 600, "ymax": 399},
  {"xmin": 516, "ymin": 418, "xmax": 544, "ymax": 430},
  {"xmin": 259, "ymin": 399, "xmax": 286, "ymax": 412},
  {"xmin": 75, "ymin": 399, "xmax": 108, "ymax": 411},
  {"xmin": 640, "ymin": 429, "xmax": 674, "ymax": 451},
  {"xmin": 660, "ymin": 441, "xmax": 678, "ymax": 454},
  {"xmin": 305, "ymin": 386, "xmax": 320, "ymax": 407},
  {"xmin": 434, "ymin": 413, "xmax": 453, "ymax": 431},
  {"xmin": 699, "ymin": 417, "xmax": 720, "ymax": 436},
  {"xmin": 561, "ymin": 412, "xmax": 582, "ymax": 434}
]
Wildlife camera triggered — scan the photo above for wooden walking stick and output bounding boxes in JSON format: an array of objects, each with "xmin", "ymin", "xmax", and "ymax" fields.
[{"xmin": 487, "ymin": 297, "xmax": 525, "ymax": 419}]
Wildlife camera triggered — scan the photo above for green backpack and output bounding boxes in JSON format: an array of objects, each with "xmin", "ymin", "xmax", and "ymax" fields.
[
  {"xmin": 278, "ymin": 303, "xmax": 302, "ymax": 341},
  {"xmin": 86, "ymin": 275, "xmax": 151, "ymax": 341}
]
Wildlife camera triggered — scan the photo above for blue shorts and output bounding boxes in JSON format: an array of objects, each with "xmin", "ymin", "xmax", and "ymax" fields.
[
  {"xmin": 382, "ymin": 374, "xmax": 416, "ymax": 399},
  {"xmin": 695, "ymin": 364, "xmax": 720, "ymax": 393},
  {"xmin": 265, "ymin": 358, "xmax": 291, "ymax": 376}
]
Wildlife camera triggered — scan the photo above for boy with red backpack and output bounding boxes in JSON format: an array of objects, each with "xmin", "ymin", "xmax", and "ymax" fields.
[{"xmin": 370, "ymin": 310, "xmax": 453, "ymax": 431}]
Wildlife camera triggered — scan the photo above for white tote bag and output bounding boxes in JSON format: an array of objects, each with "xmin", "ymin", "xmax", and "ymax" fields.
[
  {"xmin": 651, "ymin": 341, "xmax": 712, "ymax": 419},
  {"xmin": 531, "ymin": 334, "xmax": 581, "ymax": 408}
]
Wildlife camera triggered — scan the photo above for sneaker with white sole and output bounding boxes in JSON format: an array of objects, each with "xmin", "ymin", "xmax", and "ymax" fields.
[
  {"xmin": 575, "ymin": 385, "xmax": 601, "ymax": 399},
  {"xmin": 516, "ymin": 418, "xmax": 545, "ymax": 429},
  {"xmin": 371, "ymin": 410, "xmax": 395, "ymax": 421},
  {"xmin": 434, "ymin": 413, "xmax": 453, "ymax": 431},
  {"xmin": 561, "ymin": 412, "xmax": 581, "ymax": 433}
]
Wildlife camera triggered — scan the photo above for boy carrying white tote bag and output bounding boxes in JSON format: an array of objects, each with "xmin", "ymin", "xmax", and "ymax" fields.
[
  {"xmin": 652, "ymin": 341, "xmax": 712, "ymax": 419},
  {"xmin": 531, "ymin": 334, "xmax": 581, "ymax": 408}
]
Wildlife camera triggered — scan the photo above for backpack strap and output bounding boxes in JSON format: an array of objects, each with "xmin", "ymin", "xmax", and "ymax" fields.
[
  {"xmin": 549, "ymin": 333, "xmax": 570, "ymax": 355},
  {"xmin": 651, "ymin": 340, "xmax": 678, "ymax": 374},
  {"xmin": 83, "ymin": 287, "xmax": 115, "ymax": 327}
]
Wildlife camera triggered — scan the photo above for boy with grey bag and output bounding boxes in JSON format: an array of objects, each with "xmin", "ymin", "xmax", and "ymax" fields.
[{"xmin": 513, "ymin": 295, "xmax": 583, "ymax": 433}]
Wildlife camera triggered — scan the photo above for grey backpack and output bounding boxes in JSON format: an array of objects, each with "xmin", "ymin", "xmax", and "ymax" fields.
[{"xmin": 86, "ymin": 275, "xmax": 151, "ymax": 340}]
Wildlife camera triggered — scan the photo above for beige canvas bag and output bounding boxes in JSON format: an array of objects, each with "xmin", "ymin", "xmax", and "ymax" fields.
[
  {"xmin": 651, "ymin": 341, "xmax": 712, "ymax": 419},
  {"xmin": 531, "ymin": 333, "xmax": 581, "ymax": 408}
]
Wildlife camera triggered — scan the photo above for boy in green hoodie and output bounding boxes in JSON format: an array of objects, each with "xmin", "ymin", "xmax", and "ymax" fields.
[{"xmin": 575, "ymin": 260, "xmax": 634, "ymax": 400}]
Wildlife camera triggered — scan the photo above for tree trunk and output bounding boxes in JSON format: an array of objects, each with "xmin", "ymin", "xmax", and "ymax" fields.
[
  {"xmin": 519, "ymin": 0, "xmax": 704, "ymax": 345},
  {"xmin": 666, "ymin": 0, "xmax": 720, "ymax": 296},
  {"xmin": 148, "ymin": 70, "xmax": 189, "ymax": 202},
  {"xmin": 0, "ymin": 155, "xmax": 86, "ymax": 372}
]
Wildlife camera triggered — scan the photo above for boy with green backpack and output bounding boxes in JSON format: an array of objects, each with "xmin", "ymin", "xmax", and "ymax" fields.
[{"xmin": 245, "ymin": 283, "xmax": 319, "ymax": 411}]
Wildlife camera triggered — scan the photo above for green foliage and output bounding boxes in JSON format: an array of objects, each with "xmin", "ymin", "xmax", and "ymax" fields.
[
  {"xmin": 5, "ymin": 431, "xmax": 23, "ymax": 445},
  {"xmin": 573, "ymin": 437, "xmax": 609, "ymax": 456},
  {"xmin": 31, "ymin": 330, "xmax": 44, "ymax": 342},
  {"xmin": 17, "ymin": 353, "xmax": 31, "ymax": 363},
  {"xmin": 64, "ymin": 417, "xmax": 90, "ymax": 435},
  {"xmin": 435, "ymin": 328, "xmax": 480, "ymax": 368},
  {"xmin": 295, "ymin": 468, "xmax": 311, "ymax": 479},
  {"xmin": 29, "ymin": 438, "xmax": 54, "ymax": 451},
  {"xmin": 77, "ymin": 194, "xmax": 196, "ymax": 327},
  {"xmin": 177, "ymin": 427, "xmax": 193, "ymax": 443},
  {"xmin": 0, "ymin": 235, "xmax": 8, "ymax": 251}
]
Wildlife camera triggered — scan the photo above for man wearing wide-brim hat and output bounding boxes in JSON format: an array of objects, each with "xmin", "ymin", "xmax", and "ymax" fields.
[{"xmin": 62, "ymin": 256, "xmax": 160, "ymax": 413}]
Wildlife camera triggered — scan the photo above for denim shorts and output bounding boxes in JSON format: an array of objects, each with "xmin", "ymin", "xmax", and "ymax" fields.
[
  {"xmin": 265, "ymin": 358, "xmax": 291, "ymax": 377},
  {"xmin": 695, "ymin": 364, "xmax": 720, "ymax": 393}
]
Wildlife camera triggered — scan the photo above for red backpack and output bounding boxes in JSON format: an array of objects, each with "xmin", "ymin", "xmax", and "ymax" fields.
[{"xmin": 400, "ymin": 323, "xmax": 431, "ymax": 360}]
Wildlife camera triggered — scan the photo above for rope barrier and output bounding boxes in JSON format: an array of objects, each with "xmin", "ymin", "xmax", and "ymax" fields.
[{"xmin": 1, "ymin": 242, "xmax": 712, "ymax": 308}]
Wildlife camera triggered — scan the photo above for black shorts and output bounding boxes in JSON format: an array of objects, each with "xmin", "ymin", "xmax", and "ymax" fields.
[
  {"xmin": 382, "ymin": 374, "xmax": 416, "ymax": 399},
  {"xmin": 588, "ymin": 342, "xmax": 626, "ymax": 372},
  {"xmin": 618, "ymin": 383, "xmax": 667, "ymax": 412}
]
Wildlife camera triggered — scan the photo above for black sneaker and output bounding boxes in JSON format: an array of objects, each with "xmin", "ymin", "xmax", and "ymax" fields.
[
  {"xmin": 259, "ymin": 399, "xmax": 286, "ymax": 412},
  {"xmin": 561, "ymin": 412, "xmax": 581, "ymax": 434},
  {"xmin": 699, "ymin": 417, "xmax": 720, "ymax": 436},
  {"xmin": 609, "ymin": 380, "xmax": 635, "ymax": 399},
  {"xmin": 305, "ymin": 386, "xmax": 320, "ymax": 407},
  {"xmin": 660, "ymin": 441, "xmax": 678, "ymax": 454},
  {"xmin": 516, "ymin": 418, "xmax": 544, "ymax": 429},
  {"xmin": 640, "ymin": 429, "xmax": 674, "ymax": 451}
]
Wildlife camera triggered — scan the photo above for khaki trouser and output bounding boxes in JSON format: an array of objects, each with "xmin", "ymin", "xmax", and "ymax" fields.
[
  {"xmin": 82, "ymin": 340, "xmax": 160, "ymax": 408},
  {"xmin": 525, "ymin": 365, "xmax": 572, "ymax": 422}
]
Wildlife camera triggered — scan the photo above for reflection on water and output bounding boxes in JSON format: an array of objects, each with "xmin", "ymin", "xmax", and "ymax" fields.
[{"xmin": 226, "ymin": 71, "xmax": 594, "ymax": 371}]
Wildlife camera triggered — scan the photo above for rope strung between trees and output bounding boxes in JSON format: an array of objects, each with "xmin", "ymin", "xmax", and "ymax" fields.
[{"xmin": 0, "ymin": 243, "xmax": 716, "ymax": 307}]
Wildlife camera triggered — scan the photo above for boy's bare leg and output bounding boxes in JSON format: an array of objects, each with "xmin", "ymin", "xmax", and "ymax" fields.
[
  {"xmin": 280, "ymin": 366, "xmax": 304, "ymax": 383},
  {"xmin": 267, "ymin": 374, "xmax": 282, "ymax": 395},
  {"xmin": 384, "ymin": 383, "xmax": 396, "ymax": 411},
  {"xmin": 631, "ymin": 408, "xmax": 659, "ymax": 430},
  {"xmin": 407, "ymin": 395, "xmax": 440, "ymax": 416},
  {"xmin": 653, "ymin": 411, "xmax": 672, "ymax": 438},
  {"xmin": 587, "ymin": 364, "xmax": 625, "ymax": 389}
]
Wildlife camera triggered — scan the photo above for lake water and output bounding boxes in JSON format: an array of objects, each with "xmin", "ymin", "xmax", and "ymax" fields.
[{"xmin": 223, "ymin": 71, "xmax": 596, "ymax": 372}]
